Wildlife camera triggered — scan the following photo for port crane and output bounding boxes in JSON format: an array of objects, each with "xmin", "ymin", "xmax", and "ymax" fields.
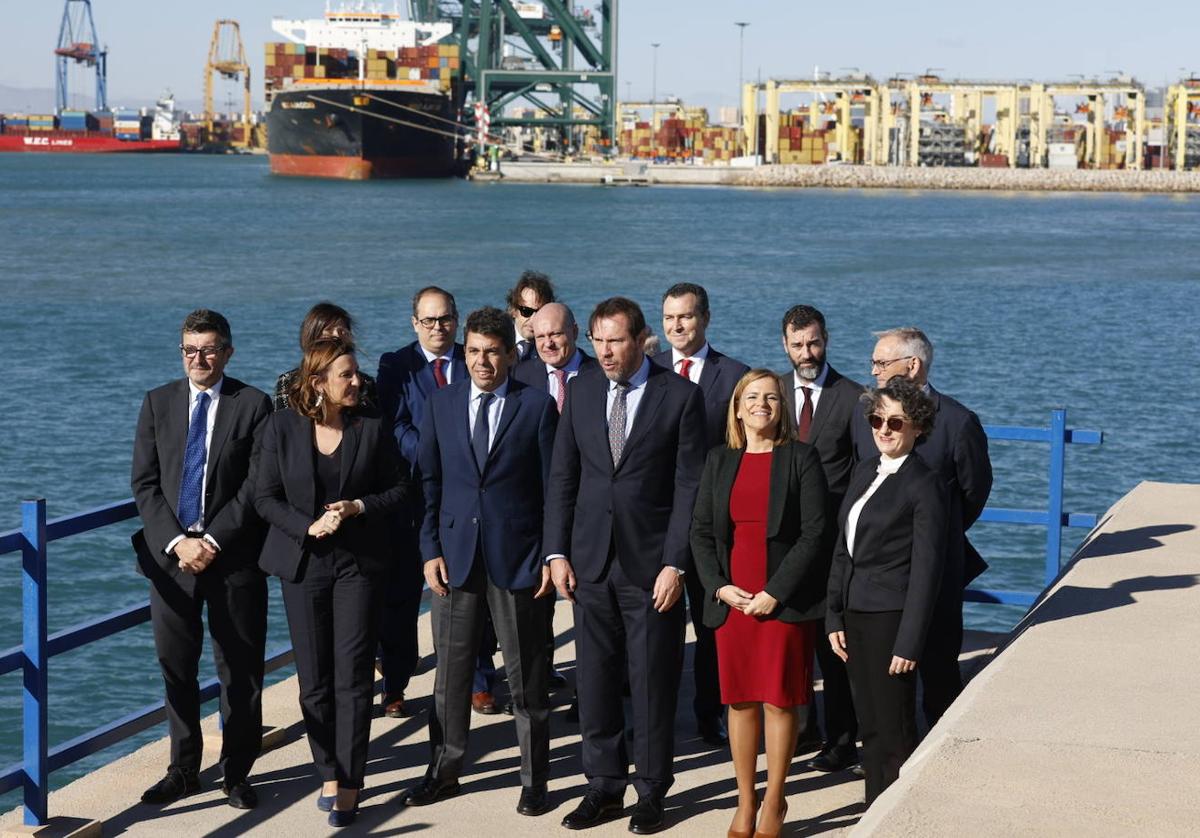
[
  {"xmin": 204, "ymin": 20, "xmax": 252, "ymax": 148},
  {"xmin": 54, "ymin": 0, "xmax": 107, "ymax": 112}
]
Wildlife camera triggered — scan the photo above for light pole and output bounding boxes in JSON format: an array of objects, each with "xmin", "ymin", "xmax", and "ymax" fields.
[
  {"xmin": 651, "ymin": 42, "xmax": 661, "ymax": 130},
  {"xmin": 735, "ymin": 22, "xmax": 749, "ymax": 128}
]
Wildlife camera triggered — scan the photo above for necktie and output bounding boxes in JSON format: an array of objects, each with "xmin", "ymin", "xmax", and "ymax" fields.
[
  {"xmin": 797, "ymin": 386, "xmax": 813, "ymax": 443},
  {"xmin": 678, "ymin": 358, "xmax": 693, "ymax": 380},
  {"xmin": 177, "ymin": 391, "xmax": 210, "ymax": 529},
  {"xmin": 472, "ymin": 392, "xmax": 494, "ymax": 472},
  {"xmin": 553, "ymin": 368, "xmax": 567, "ymax": 414},
  {"xmin": 432, "ymin": 358, "xmax": 448, "ymax": 389},
  {"xmin": 608, "ymin": 383, "xmax": 630, "ymax": 466}
]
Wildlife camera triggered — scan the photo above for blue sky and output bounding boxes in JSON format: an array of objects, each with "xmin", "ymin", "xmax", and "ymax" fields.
[{"xmin": 4, "ymin": 1, "xmax": 1199, "ymax": 111}]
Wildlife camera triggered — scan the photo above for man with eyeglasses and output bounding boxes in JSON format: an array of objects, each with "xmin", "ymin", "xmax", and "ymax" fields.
[
  {"xmin": 376, "ymin": 287, "xmax": 468, "ymax": 718},
  {"xmin": 131, "ymin": 309, "xmax": 272, "ymax": 809},
  {"xmin": 505, "ymin": 270, "xmax": 556, "ymax": 362},
  {"xmin": 777, "ymin": 304, "xmax": 865, "ymax": 775},
  {"xmin": 856, "ymin": 327, "xmax": 992, "ymax": 729}
]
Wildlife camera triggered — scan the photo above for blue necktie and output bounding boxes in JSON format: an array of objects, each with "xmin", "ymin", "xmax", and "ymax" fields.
[
  {"xmin": 472, "ymin": 392, "xmax": 493, "ymax": 472},
  {"xmin": 177, "ymin": 391, "xmax": 210, "ymax": 529}
]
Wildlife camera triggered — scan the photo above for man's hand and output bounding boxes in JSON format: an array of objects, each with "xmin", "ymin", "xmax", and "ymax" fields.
[
  {"xmin": 888, "ymin": 655, "xmax": 916, "ymax": 676},
  {"xmin": 307, "ymin": 509, "xmax": 341, "ymax": 539},
  {"xmin": 829, "ymin": 631, "xmax": 849, "ymax": 663},
  {"xmin": 424, "ymin": 557, "xmax": 450, "ymax": 597},
  {"xmin": 324, "ymin": 500, "xmax": 360, "ymax": 520},
  {"xmin": 717, "ymin": 584, "xmax": 754, "ymax": 612},
  {"xmin": 534, "ymin": 564, "xmax": 554, "ymax": 599},
  {"xmin": 742, "ymin": 590, "xmax": 778, "ymax": 618},
  {"xmin": 175, "ymin": 538, "xmax": 216, "ymax": 575},
  {"xmin": 651, "ymin": 567, "xmax": 684, "ymax": 613},
  {"xmin": 549, "ymin": 558, "xmax": 576, "ymax": 603}
]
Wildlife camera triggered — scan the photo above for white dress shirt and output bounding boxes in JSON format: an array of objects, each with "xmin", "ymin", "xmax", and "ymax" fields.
[
  {"xmin": 671, "ymin": 342, "xmax": 710, "ymax": 384},
  {"xmin": 421, "ymin": 345, "xmax": 455, "ymax": 384},
  {"xmin": 546, "ymin": 349, "xmax": 584, "ymax": 401},
  {"xmin": 165, "ymin": 378, "xmax": 223, "ymax": 555},
  {"xmin": 844, "ymin": 453, "xmax": 908, "ymax": 557},
  {"xmin": 468, "ymin": 378, "xmax": 508, "ymax": 451},
  {"xmin": 792, "ymin": 362, "xmax": 829, "ymax": 423},
  {"xmin": 606, "ymin": 356, "xmax": 652, "ymax": 436}
]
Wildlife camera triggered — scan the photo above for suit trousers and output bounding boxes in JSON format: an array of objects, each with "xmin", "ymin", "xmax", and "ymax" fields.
[
  {"xmin": 843, "ymin": 610, "xmax": 918, "ymax": 806},
  {"xmin": 573, "ymin": 556, "xmax": 685, "ymax": 801},
  {"xmin": 428, "ymin": 558, "xmax": 549, "ymax": 787},
  {"xmin": 378, "ymin": 525, "xmax": 424, "ymax": 698},
  {"xmin": 684, "ymin": 569, "xmax": 722, "ymax": 723},
  {"xmin": 282, "ymin": 550, "xmax": 379, "ymax": 788},
  {"xmin": 807, "ymin": 616, "xmax": 859, "ymax": 752},
  {"xmin": 918, "ymin": 591, "xmax": 964, "ymax": 728},
  {"xmin": 148, "ymin": 564, "xmax": 266, "ymax": 784}
]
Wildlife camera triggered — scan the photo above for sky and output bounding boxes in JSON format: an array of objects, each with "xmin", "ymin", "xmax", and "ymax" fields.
[{"xmin": 3, "ymin": 1, "xmax": 1200, "ymax": 113}]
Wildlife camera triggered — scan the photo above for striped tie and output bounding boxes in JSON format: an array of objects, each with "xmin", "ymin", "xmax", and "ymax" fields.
[
  {"xmin": 177, "ymin": 391, "xmax": 210, "ymax": 529},
  {"xmin": 608, "ymin": 383, "xmax": 630, "ymax": 466},
  {"xmin": 553, "ymin": 369, "xmax": 567, "ymax": 414}
]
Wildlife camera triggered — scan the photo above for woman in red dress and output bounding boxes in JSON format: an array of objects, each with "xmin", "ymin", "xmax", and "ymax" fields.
[{"xmin": 691, "ymin": 369, "xmax": 830, "ymax": 838}]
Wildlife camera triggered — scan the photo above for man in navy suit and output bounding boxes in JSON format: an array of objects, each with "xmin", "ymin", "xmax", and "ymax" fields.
[
  {"xmin": 545, "ymin": 297, "xmax": 707, "ymax": 834},
  {"xmin": 855, "ymin": 326, "xmax": 992, "ymax": 728},
  {"xmin": 401, "ymin": 307, "xmax": 558, "ymax": 816},
  {"xmin": 375, "ymin": 286, "xmax": 467, "ymax": 717},
  {"xmin": 652, "ymin": 282, "xmax": 749, "ymax": 748}
]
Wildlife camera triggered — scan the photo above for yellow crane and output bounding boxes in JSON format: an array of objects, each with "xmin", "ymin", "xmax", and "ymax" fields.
[{"xmin": 204, "ymin": 20, "xmax": 251, "ymax": 148}]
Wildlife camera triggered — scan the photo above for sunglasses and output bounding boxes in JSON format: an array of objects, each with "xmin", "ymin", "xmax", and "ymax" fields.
[
  {"xmin": 516, "ymin": 305, "xmax": 540, "ymax": 318},
  {"xmin": 868, "ymin": 414, "xmax": 909, "ymax": 432}
]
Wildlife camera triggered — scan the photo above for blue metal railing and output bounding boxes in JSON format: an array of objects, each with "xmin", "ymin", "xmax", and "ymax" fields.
[{"xmin": 0, "ymin": 407, "xmax": 1101, "ymax": 826}]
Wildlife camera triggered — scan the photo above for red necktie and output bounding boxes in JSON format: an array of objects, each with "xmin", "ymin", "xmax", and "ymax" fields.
[
  {"xmin": 432, "ymin": 358, "xmax": 448, "ymax": 389},
  {"xmin": 553, "ymin": 369, "xmax": 567, "ymax": 414},
  {"xmin": 678, "ymin": 358, "xmax": 693, "ymax": 380},
  {"xmin": 797, "ymin": 386, "xmax": 813, "ymax": 443}
]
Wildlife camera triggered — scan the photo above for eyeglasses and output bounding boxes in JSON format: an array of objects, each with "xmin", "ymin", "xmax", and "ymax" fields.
[
  {"xmin": 868, "ymin": 414, "xmax": 909, "ymax": 432},
  {"xmin": 180, "ymin": 344, "xmax": 226, "ymax": 359},
  {"xmin": 516, "ymin": 305, "xmax": 540, "ymax": 318},
  {"xmin": 870, "ymin": 355, "xmax": 913, "ymax": 372},
  {"xmin": 416, "ymin": 315, "xmax": 456, "ymax": 329}
]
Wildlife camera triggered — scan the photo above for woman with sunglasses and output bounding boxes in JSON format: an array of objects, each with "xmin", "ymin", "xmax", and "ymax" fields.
[{"xmin": 825, "ymin": 376, "xmax": 947, "ymax": 805}]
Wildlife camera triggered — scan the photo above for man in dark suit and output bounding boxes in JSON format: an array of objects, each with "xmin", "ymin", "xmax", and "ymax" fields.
[
  {"xmin": 375, "ymin": 286, "xmax": 469, "ymax": 717},
  {"xmin": 130, "ymin": 309, "xmax": 271, "ymax": 809},
  {"xmin": 545, "ymin": 297, "xmax": 707, "ymax": 834},
  {"xmin": 505, "ymin": 270, "xmax": 556, "ymax": 362},
  {"xmin": 855, "ymin": 326, "xmax": 992, "ymax": 728},
  {"xmin": 651, "ymin": 282, "xmax": 749, "ymax": 748},
  {"xmin": 402, "ymin": 307, "xmax": 558, "ymax": 816},
  {"xmin": 777, "ymin": 304, "xmax": 865, "ymax": 774}
]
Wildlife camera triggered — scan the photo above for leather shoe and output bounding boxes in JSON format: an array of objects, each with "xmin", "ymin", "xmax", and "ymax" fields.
[
  {"xmin": 561, "ymin": 789, "xmax": 624, "ymax": 829},
  {"xmin": 548, "ymin": 669, "xmax": 568, "ymax": 689},
  {"xmin": 503, "ymin": 699, "xmax": 514, "ymax": 716},
  {"xmin": 222, "ymin": 780, "xmax": 258, "ymax": 810},
  {"xmin": 471, "ymin": 691, "xmax": 498, "ymax": 714},
  {"xmin": 383, "ymin": 692, "xmax": 410, "ymax": 718},
  {"xmin": 628, "ymin": 796, "xmax": 666, "ymax": 834},
  {"xmin": 698, "ymin": 716, "xmax": 729, "ymax": 748},
  {"xmin": 850, "ymin": 762, "xmax": 865, "ymax": 778},
  {"xmin": 517, "ymin": 784, "xmax": 551, "ymax": 816},
  {"xmin": 804, "ymin": 747, "xmax": 858, "ymax": 773},
  {"xmin": 140, "ymin": 768, "xmax": 200, "ymax": 805},
  {"xmin": 402, "ymin": 777, "xmax": 461, "ymax": 806}
]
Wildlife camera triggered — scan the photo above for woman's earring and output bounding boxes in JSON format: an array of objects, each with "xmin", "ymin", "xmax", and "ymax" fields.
[{"xmin": 315, "ymin": 392, "xmax": 324, "ymax": 408}]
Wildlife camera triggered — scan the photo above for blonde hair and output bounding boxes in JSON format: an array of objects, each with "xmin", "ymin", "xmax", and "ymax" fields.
[
  {"xmin": 725, "ymin": 369, "xmax": 795, "ymax": 449},
  {"xmin": 290, "ymin": 337, "xmax": 357, "ymax": 424}
]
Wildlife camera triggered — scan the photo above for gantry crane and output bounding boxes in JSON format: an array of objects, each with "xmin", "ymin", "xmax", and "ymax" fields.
[
  {"xmin": 54, "ymin": 0, "xmax": 107, "ymax": 113},
  {"xmin": 204, "ymin": 20, "xmax": 251, "ymax": 147}
]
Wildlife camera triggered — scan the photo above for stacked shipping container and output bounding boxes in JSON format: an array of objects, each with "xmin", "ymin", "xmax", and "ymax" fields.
[
  {"xmin": 618, "ymin": 114, "xmax": 741, "ymax": 163},
  {"xmin": 263, "ymin": 41, "xmax": 460, "ymax": 102}
]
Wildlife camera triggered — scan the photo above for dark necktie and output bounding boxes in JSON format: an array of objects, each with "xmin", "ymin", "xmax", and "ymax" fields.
[
  {"xmin": 177, "ymin": 390, "xmax": 210, "ymax": 529},
  {"xmin": 797, "ymin": 386, "xmax": 813, "ymax": 443},
  {"xmin": 553, "ymin": 369, "xmax": 567, "ymax": 414},
  {"xmin": 608, "ymin": 383, "xmax": 630, "ymax": 466},
  {"xmin": 472, "ymin": 392, "xmax": 494, "ymax": 472},
  {"xmin": 432, "ymin": 358, "xmax": 448, "ymax": 389},
  {"xmin": 678, "ymin": 358, "xmax": 693, "ymax": 380}
]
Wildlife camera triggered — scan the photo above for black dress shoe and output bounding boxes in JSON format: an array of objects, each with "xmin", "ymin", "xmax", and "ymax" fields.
[
  {"xmin": 804, "ymin": 747, "xmax": 858, "ymax": 773},
  {"xmin": 222, "ymin": 780, "xmax": 258, "ymax": 810},
  {"xmin": 697, "ymin": 716, "xmax": 729, "ymax": 748},
  {"xmin": 503, "ymin": 699, "xmax": 515, "ymax": 716},
  {"xmin": 402, "ymin": 777, "xmax": 461, "ymax": 806},
  {"xmin": 517, "ymin": 784, "xmax": 551, "ymax": 816},
  {"xmin": 561, "ymin": 789, "xmax": 624, "ymax": 829},
  {"xmin": 548, "ymin": 669, "xmax": 568, "ymax": 689},
  {"xmin": 850, "ymin": 762, "xmax": 865, "ymax": 778},
  {"xmin": 628, "ymin": 796, "xmax": 665, "ymax": 834},
  {"xmin": 140, "ymin": 768, "xmax": 200, "ymax": 805}
]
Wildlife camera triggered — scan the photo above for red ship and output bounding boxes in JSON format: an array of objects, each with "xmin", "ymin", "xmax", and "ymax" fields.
[{"xmin": 0, "ymin": 132, "xmax": 180, "ymax": 153}]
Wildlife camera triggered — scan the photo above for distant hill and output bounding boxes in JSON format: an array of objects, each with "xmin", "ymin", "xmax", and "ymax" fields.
[{"xmin": 0, "ymin": 84, "xmax": 205, "ymax": 115}]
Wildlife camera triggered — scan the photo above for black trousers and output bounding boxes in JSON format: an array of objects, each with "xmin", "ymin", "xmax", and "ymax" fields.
[
  {"xmin": 148, "ymin": 566, "xmax": 267, "ymax": 784},
  {"xmin": 807, "ymin": 616, "xmax": 859, "ymax": 752},
  {"xmin": 684, "ymin": 568, "xmax": 722, "ymax": 724},
  {"xmin": 918, "ymin": 592, "xmax": 964, "ymax": 728},
  {"xmin": 378, "ymin": 526, "xmax": 424, "ymax": 698},
  {"xmin": 282, "ymin": 551, "xmax": 379, "ymax": 788},
  {"xmin": 843, "ymin": 610, "xmax": 918, "ymax": 805},
  {"xmin": 573, "ymin": 556, "xmax": 685, "ymax": 801}
]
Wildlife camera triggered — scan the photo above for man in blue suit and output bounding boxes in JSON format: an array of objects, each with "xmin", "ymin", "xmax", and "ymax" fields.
[
  {"xmin": 375, "ymin": 286, "xmax": 467, "ymax": 718},
  {"xmin": 402, "ymin": 306, "xmax": 559, "ymax": 816}
]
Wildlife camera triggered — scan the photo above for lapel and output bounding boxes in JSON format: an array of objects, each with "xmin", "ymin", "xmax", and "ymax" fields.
[
  {"xmin": 806, "ymin": 365, "xmax": 841, "ymax": 443},
  {"xmin": 579, "ymin": 372, "xmax": 614, "ymax": 473},
  {"xmin": 616, "ymin": 367, "xmax": 668, "ymax": 473},
  {"xmin": 697, "ymin": 350, "xmax": 720, "ymax": 398},
  {"xmin": 338, "ymin": 416, "xmax": 363, "ymax": 495},
  {"xmin": 447, "ymin": 381, "xmax": 479, "ymax": 475},
  {"xmin": 489, "ymin": 380, "xmax": 523, "ymax": 462},
  {"xmin": 168, "ymin": 379, "xmax": 191, "ymax": 496},
  {"xmin": 204, "ymin": 379, "xmax": 236, "ymax": 485},
  {"xmin": 414, "ymin": 350, "xmax": 435, "ymax": 397},
  {"xmin": 450, "ymin": 343, "xmax": 468, "ymax": 386},
  {"xmin": 766, "ymin": 443, "xmax": 791, "ymax": 538},
  {"xmin": 712, "ymin": 447, "xmax": 743, "ymax": 545},
  {"xmin": 841, "ymin": 457, "xmax": 879, "ymax": 526}
]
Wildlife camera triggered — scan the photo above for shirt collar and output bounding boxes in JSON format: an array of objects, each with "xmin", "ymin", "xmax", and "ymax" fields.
[
  {"xmin": 421, "ymin": 345, "xmax": 453, "ymax": 365},
  {"xmin": 671, "ymin": 342, "xmax": 710, "ymax": 366},
  {"xmin": 188, "ymin": 377, "xmax": 223, "ymax": 401},
  {"xmin": 793, "ymin": 362, "xmax": 829, "ymax": 392},
  {"xmin": 470, "ymin": 378, "xmax": 509, "ymax": 402},
  {"xmin": 610, "ymin": 356, "xmax": 651, "ymax": 391},
  {"xmin": 878, "ymin": 453, "xmax": 908, "ymax": 475},
  {"xmin": 548, "ymin": 348, "xmax": 583, "ymax": 375}
]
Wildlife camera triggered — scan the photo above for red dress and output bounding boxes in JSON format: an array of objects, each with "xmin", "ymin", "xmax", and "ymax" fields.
[{"xmin": 715, "ymin": 451, "xmax": 814, "ymax": 707}]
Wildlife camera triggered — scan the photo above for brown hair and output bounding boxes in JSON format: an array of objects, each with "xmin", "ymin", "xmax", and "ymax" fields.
[
  {"xmin": 299, "ymin": 302, "xmax": 354, "ymax": 351},
  {"xmin": 588, "ymin": 296, "xmax": 647, "ymax": 340},
  {"xmin": 860, "ymin": 376, "xmax": 936, "ymax": 435},
  {"xmin": 289, "ymin": 337, "xmax": 357, "ymax": 423},
  {"xmin": 726, "ymin": 369, "xmax": 795, "ymax": 450},
  {"xmin": 506, "ymin": 270, "xmax": 556, "ymax": 310}
]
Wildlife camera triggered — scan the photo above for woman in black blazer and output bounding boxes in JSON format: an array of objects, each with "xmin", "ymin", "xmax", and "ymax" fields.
[
  {"xmin": 691, "ymin": 369, "xmax": 829, "ymax": 838},
  {"xmin": 256, "ymin": 337, "xmax": 409, "ymax": 827},
  {"xmin": 826, "ymin": 377, "xmax": 946, "ymax": 806}
]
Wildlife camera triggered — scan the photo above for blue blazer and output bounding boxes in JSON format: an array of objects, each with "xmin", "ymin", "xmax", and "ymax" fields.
[
  {"xmin": 652, "ymin": 346, "xmax": 749, "ymax": 449},
  {"xmin": 417, "ymin": 377, "xmax": 558, "ymax": 590},
  {"xmin": 376, "ymin": 340, "xmax": 468, "ymax": 468}
]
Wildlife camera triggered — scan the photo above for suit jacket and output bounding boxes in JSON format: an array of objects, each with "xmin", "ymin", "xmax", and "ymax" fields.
[
  {"xmin": 131, "ymin": 377, "xmax": 272, "ymax": 589},
  {"xmin": 543, "ymin": 363, "xmax": 707, "ymax": 590},
  {"xmin": 779, "ymin": 364, "xmax": 864, "ymax": 511},
  {"xmin": 418, "ymin": 378, "xmax": 558, "ymax": 590},
  {"xmin": 852, "ymin": 384, "xmax": 993, "ymax": 588},
  {"xmin": 826, "ymin": 455, "xmax": 947, "ymax": 660},
  {"xmin": 376, "ymin": 340, "xmax": 468, "ymax": 468},
  {"xmin": 254, "ymin": 408, "xmax": 410, "ymax": 582},
  {"xmin": 511, "ymin": 348, "xmax": 597, "ymax": 392},
  {"xmin": 652, "ymin": 347, "xmax": 750, "ymax": 449},
  {"xmin": 689, "ymin": 442, "xmax": 830, "ymax": 628}
]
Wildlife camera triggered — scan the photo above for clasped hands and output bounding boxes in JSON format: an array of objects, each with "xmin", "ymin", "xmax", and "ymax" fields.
[
  {"xmin": 307, "ymin": 500, "xmax": 360, "ymax": 539},
  {"xmin": 175, "ymin": 537, "xmax": 216, "ymax": 575},
  {"xmin": 827, "ymin": 631, "xmax": 916, "ymax": 676},
  {"xmin": 718, "ymin": 584, "xmax": 778, "ymax": 618}
]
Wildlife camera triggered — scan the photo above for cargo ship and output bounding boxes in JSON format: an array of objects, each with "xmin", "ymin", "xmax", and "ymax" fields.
[
  {"xmin": 266, "ymin": 3, "xmax": 462, "ymax": 180},
  {"xmin": 0, "ymin": 95, "xmax": 182, "ymax": 154}
]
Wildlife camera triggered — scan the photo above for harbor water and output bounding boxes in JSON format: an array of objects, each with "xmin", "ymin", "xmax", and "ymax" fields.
[{"xmin": 1, "ymin": 153, "xmax": 1197, "ymax": 801}]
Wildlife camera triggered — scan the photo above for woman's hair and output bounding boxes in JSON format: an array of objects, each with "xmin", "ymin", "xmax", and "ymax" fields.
[
  {"xmin": 290, "ymin": 337, "xmax": 357, "ymax": 423},
  {"xmin": 299, "ymin": 302, "xmax": 355, "ymax": 351},
  {"xmin": 726, "ymin": 368, "xmax": 795, "ymax": 449},
  {"xmin": 860, "ymin": 375, "xmax": 936, "ymax": 435}
]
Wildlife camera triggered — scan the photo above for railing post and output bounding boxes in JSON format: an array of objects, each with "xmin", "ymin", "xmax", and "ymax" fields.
[
  {"xmin": 1045, "ymin": 409, "xmax": 1067, "ymax": 587},
  {"xmin": 22, "ymin": 498, "xmax": 49, "ymax": 827}
]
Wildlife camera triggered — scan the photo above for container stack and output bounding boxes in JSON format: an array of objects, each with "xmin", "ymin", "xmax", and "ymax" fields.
[
  {"xmin": 619, "ymin": 115, "xmax": 741, "ymax": 163},
  {"xmin": 58, "ymin": 110, "xmax": 100, "ymax": 132},
  {"xmin": 777, "ymin": 114, "xmax": 828, "ymax": 165},
  {"xmin": 4, "ymin": 115, "xmax": 30, "ymax": 131},
  {"xmin": 27, "ymin": 114, "xmax": 58, "ymax": 132},
  {"xmin": 263, "ymin": 41, "xmax": 460, "ymax": 102},
  {"xmin": 113, "ymin": 109, "xmax": 143, "ymax": 140}
]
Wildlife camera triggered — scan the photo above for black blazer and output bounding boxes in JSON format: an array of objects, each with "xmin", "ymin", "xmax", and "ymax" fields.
[
  {"xmin": 689, "ymin": 442, "xmax": 830, "ymax": 628},
  {"xmin": 254, "ymin": 408, "xmax": 410, "ymax": 582},
  {"xmin": 131, "ymin": 376, "xmax": 272, "ymax": 589},
  {"xmin": 543, "ymin": 362, "xmax": 707, "ymax": 590},
  {"xmin": 826, "ymin": 455, "xmax": 947, "ymax": 661},
  {"xmin": 511, "ymin": 348, "xmax": 597, "ymax": 391},
  {"xmin": 376, "ymin": 340, "xmax": 468, "ymax": 468},
  {"xmin": 652, "ymin": 346, "xmax": 750, "ymax": 449},
  {"xmin": 779, "ymin": 364, "xmax": 864, "ymax": 510}
]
